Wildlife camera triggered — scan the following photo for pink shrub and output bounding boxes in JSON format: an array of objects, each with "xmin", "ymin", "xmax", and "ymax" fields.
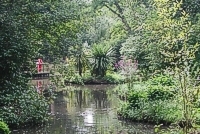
[{"xmin": 115, "ymin": 57, "xmax": 138, "ymax": 76}]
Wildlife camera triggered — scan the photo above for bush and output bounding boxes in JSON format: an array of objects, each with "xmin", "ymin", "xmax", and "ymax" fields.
[
  {"xmin": 82, "ymin": 74, "xmax": 93, "ymax": 83},
  {"xmin": 147, "ymin": 74, "xmax": 177, "ymax": 101},
  {"xmin": 144, "ymin": 100, "xmax": 182, "ymax": 124},
  {"xmin": 147, "ymin": 85, "xmax": 175, "ymax": 101},
  {"xmin": 0, "ymin": 86, "xmax": 49, "ymax": 126},
  {"xmin": 70, "ymin": 74, "xmax": 84, "ymax": 85},
  {"xmin": 117, "ymin": 80, "xmax": 181, "ymax": 125},
  {"xmin": 148, "ymin": 74, "xmax": 176, "ymax": 86},
  {"xmin": 117, "ymin": 102, "xmax": 129, "ymax": 118},
  {"xmin": 118, "ymin": 98, "xmax": 182, "ymax": 125},
  {"xmin": 0, "ymin": 121, "xmax": 10, "ymax": 134},
  {"xmin": 103, "ymin": 72, "xmax": 125, "ymax": 84},
  {"xmin": 127, "ymin": 90, "xmax": 147, "ymax": 109}
]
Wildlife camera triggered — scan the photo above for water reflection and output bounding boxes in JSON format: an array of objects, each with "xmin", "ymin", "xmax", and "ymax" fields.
[
  {"xmin": 31, "ymin": 79, "xmax": 51, "ymax": 94},
  {"xmin": 92, "ymin": 90, "xmax": 108, "ymax": 109},
  {"xmin": 12, "ymin": 84, "xmax": 155, "ymax": 134}
]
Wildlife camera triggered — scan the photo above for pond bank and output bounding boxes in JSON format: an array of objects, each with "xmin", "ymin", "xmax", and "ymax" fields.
[{"xmin": 65, "ymin": 77, "xmax": 125, "ymax": 85}]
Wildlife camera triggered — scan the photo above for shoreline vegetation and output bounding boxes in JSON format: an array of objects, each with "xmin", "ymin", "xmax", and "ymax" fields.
[
  {"xmin": 64, "ymin": 72, "xmax": 126, "ymax": 85},
  {"xmin": 65, "ymin": 77, "xmax": 124, "ymax": 85},
  {"xmin": 115, "ymin": 75, "xmax": 200, "ymax": 132}
]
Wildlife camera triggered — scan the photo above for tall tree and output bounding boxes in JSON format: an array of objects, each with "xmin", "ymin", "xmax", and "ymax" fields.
[
  {"xmin": 92, "ymin": 0, "xmax": 131, "ymax": 32},
  {"xmin": 0, "ymin": 0, "xmax": 82, "ymax": 125},
  {"xmin": 92, "ymin": 0, "xmax": 151, "ymax": 34}
]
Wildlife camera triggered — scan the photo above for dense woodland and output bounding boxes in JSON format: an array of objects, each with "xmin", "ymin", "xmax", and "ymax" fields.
[{"xmin": 1, "ymin": 0, "xmax": 200, "ymax": 133}]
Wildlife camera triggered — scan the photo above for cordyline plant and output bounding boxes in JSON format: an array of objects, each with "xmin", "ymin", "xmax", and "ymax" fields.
[{"xmin": 89, "ymin": 43, "xmax": 116, "ymax": 77}]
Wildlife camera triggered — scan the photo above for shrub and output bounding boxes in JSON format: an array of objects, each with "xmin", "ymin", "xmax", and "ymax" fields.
[
  {"xmin": 142, "ymin": 100, "xmax": 182, "ymax": 124},
  {"xmin": 0, "ymin": 121, "xmax": 10, "ymax": 134},
  {"xmin": 0, "ymin": 86, "xmax": 49, "ymax": 126},
  {"xmin": 127, "ymin": 90, "xmax": 147, "ymax": 109},
  {"xmin": 147, "ymin": 85, "xmax": 175, "ymax": 101},
  {"xmin": 74, "ymin": 72, "xmax": 125, "ymax": 84},
  {"xmin": 82, "ymin": 74, "xmax": 94, "ymax": 83},
  {"xmin": 117, "ymin": 81, "xmax": 181, "ymax": 125},
  {"xmin": 146, "ymin": 74, "xmax": 177, "ymax": 101},
  {"xmin": 118, "ymin": 99, "xmax": 182, "ymax": 125},
  {"xmin": 117, "ymin": 102, "xmax": 129, "ymax": 118},
  {"xmin": 103, "ymin": 72, "xmax": 125, "ymax": 84},
  {"xmin": 148, "ymin": 74, "xmax": 176, "ymax": 86},
  {"xmin": 70, "ymin": 74, "xmax": 84, "ymax": 85}
]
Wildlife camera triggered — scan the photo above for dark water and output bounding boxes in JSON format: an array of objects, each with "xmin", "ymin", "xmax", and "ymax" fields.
[{"xmin": 11, "ymin": 84, "xmax": 155, "ymax": 134}]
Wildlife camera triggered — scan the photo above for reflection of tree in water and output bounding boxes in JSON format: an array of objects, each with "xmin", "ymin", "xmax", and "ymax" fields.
[
  {"xmin": 75, "ymin": 90, "xmax": 82, "ymax": 108},
  {"xmin": 51, "ymin": 91, "xmax": 67, "ymax": 114},
  {"xmin": 91, "ymin": 90, "xmax": 108, "ymax": 109},
  {"xmin": 47, "ymin": 91, "xmax": 75, "ymax": 134},
  {"xmin": 75, "ymin": 90, "xmax": 88, "ymax": 108},
  {"xmin": 67, "ymin": 85, "xmax": 115, "ymax": 109},
  {"xmin": 74, "ymin": 90, "xmax": 109, "ymax": 109}
]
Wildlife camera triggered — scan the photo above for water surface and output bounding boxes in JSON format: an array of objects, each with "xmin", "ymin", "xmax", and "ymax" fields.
[{"xmin": 12, "ymin": 83, "xmax": 155, "ymax": 134}]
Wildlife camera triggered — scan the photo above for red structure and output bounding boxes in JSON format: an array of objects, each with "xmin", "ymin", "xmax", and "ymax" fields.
[{"xmin": 36, "ymin": 58, "xmax": 43, "ymax": 72}]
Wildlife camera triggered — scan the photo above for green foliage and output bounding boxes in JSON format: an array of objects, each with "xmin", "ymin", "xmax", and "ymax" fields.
[
  {"xmin": 127, "ymin": 90, "xmax": 147, "ymax": 109},
  {"xmin": 117, "ymin": 101, "xmax": 129, "ymax": 118},
  {"xmin": 147, "ymin": 85, "xmax": 174, "ymax": 101},
  {"xmin": 90, "ymin": 43, "xmax": 116, "ymax": 77},
  {"xmin": 146, "ymin": 74, "xmax": 177, "ymax": 101},
  {"xmin": 117, "ymin": 80, "xmax": 181, "ymax": 125},
  {"xmin": 148, "ymin": 74, "xmax": 176, "ymax": 86},
  {"xmin": 149, "ymin": 0, "xmax": 200, "ymax": 133},
  {"xmin": 71, "ymin": 74, "xmax": 84, "ymax": 85},
  {"xmin": 119, "ymin": 0, "xmax": 200, "ymax": 77},
  {"xmin": 118, "ymin": 97, "xmax": 182, "ymax": 125},
  {"xmin": 92, "ymin": 0, "xmax": 131, "ymax": 32},
  {"xmin": 0, "ymin": 85, "xmax": 49, "ymax": 125},
  {"xmin": 67, "ymin": 72, "xmax": 124, "ymax": 84},
  {"xmin": 35, "ymin": 1, "xmax": 85, "ymax": 60},
  {"xmin": 68, "ymin": 44, "xmax": 89, "ymax": 76},
  {"xmin": 103, "ymin": 72, "xmax": 125, "ymax": 84},
  {"xmin": 143, "ymin": 100, "xmax": 182, "ymax": 124},
  {"xmin": 0, "ymin": 121, "xmax": 10, "ymax": 134},
  {"xmin": 0, "ymin": 0, "xmax": 82, "ymax": 126},
  {"xmin": 179, "ymin": 0, "xmax": 200, "ymax": 19}
]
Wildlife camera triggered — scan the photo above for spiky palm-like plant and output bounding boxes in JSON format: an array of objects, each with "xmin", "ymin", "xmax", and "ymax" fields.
[{"xmin": 89, "ymin": 43, "xmax": 115, "ymax": 77}]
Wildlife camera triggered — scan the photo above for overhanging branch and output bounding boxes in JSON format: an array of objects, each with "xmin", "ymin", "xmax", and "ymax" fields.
[{"xmin": 104, "ymin": 4, "xmax": 122, "ymax": 19}]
